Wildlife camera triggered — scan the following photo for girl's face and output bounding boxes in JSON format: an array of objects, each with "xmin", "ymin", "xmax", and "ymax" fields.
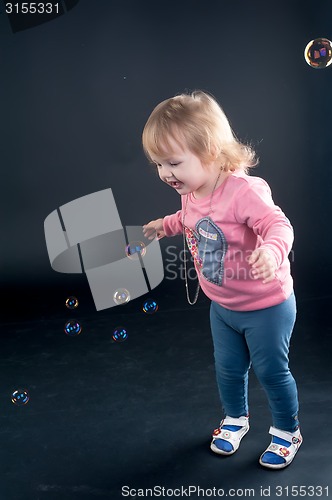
[{"xmin": 151, "ymin": 137, "xmax": 220, "ymax": 199}]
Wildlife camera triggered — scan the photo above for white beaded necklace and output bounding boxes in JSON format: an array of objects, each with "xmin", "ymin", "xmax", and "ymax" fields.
[{"xmin": 181, "ymin": 167, "xmax": 223, "ymax": 305}]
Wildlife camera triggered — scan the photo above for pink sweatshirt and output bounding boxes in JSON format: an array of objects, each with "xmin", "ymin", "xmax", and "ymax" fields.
[{"xmin": 163, "ymin": 172, "xmax": 294, "ymax": 311}]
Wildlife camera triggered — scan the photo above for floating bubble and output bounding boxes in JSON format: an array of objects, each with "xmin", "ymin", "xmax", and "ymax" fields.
[
  {"xmin": 64, "ymin": 320, "xmax": 82, "ymax": 336},
  {"xmin": 304, "ymin": 38, "xmax": 332, "ymax": 69},
  {"xmin": 11, "ymin": 389, "xmax": 30, "ymax": 406},
  {"xmin": 125, "ymin": 241, "xmax": 146, "ymax": 260},
  {"xmin": 142, "ymin": 299, "xmax": 159, "ymax": 314},
  {"xmin": 113, "ymin": 288, "xmax": 130, "ymax": 305},
  {"xmin": 65, "ymin": 296, "xmax": 79, "ymax": 309},
  {"xmin": 112, "ymin": 326, "xmax": 128, "ymax": 342}
]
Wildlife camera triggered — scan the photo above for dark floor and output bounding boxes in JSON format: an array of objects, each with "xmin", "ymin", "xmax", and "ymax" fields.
[{"xmin": 1, "ymin": 281, "xmax": 331, "ymax": 500}]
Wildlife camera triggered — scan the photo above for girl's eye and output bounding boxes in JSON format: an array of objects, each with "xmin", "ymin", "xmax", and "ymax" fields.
[{"xmin": 154, "ymin": 161, "xmax": 180, "ymax": 167}]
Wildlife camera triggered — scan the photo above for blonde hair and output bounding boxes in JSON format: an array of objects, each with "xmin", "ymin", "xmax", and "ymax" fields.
[{"xmin": 142, "ymin": 90, "xmax": 258, "ymax": 173}]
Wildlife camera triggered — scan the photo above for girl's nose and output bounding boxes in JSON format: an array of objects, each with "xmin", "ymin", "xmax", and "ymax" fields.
[{"xmin": 159, "ymin": 165, "xmax": 172, "ymax": 178}]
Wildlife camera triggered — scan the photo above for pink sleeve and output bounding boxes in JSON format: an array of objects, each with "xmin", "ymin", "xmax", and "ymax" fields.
[
  {"xmin": 234, "ymin": 179, "xmax": 294, "ymax": 268},
  {"xmin": 163, "ymin": 209, "xmax": 183, "ymax": 237}
]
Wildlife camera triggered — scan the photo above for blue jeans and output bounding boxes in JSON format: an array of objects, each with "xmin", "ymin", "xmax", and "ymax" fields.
[{"xmin": 209, "ymin": 293, "xmax": 299, "ymax": 432}]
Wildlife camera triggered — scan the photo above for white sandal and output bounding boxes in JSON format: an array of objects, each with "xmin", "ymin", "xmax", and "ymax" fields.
[
  {"xmin": 210, "ymin": 416, "xmax": 249, "ymax": 455},
  {"xmin": 259, "ymin": 426, "xmax": 303, "ymax": 469}
]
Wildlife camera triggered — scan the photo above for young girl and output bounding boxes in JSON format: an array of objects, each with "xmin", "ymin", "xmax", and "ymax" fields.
[{"xmin": 142, "ymin": 91, "xmax": 302, "ymax": 469}]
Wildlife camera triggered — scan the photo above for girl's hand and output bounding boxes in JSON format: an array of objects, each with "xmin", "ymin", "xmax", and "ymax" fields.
[
  {"xmin": 248, "ymin": 248, "xmax": 277, "ymax": 284},
  {"xmin": 142, "ymin": 218, "xmax": 165, "ymax": 240}
]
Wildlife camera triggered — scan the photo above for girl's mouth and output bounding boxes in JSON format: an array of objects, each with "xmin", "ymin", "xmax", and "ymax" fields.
[{"xmin": 169, "ymin": 181, "xmax": 182, "ymax": 189}]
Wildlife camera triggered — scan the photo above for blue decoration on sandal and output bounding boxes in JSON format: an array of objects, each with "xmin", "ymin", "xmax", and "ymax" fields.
[
  {"xmin": 224, "ymin": 425, "xmax": 242, "ymax": 432},
  {"xmin": 260, "ymin": 436, "xmax": 290, "ymax": 465},
  {"xmin": 214, "ymin": 439, "xmax": 233, "ymax": 452}
]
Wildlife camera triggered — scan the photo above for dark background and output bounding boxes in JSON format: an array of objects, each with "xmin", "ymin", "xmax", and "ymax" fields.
[{"xmin": 0, "ymin": 1, "xmax": 331, "ymax": 499}]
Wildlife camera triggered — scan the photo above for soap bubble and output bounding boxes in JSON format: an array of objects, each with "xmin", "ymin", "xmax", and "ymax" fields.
[
  {"xmin": 64, "ymin": 320, "xmax": 82, "ymax": 336},
  {"xmin": 125, "ymin": 241, "xmax": 146, "ymax": 260},
  {"xmin": 113, "ymin": 288, "xmax": 130, "ymax": 305},
  {"xmin": 142, "ymin": 299, "xmax": 159, "ymax": 314},
  {"xmin": 304, "ymin": 38, "xmax": 332, "ymax": 69},
  {"xmin": 65, "ymin": 296, "xmax": 79, "ymax": 309},
  {"xmin": 112, "ymin": 326, "xmax": 128, "ymax": 342},
  {"xmin": 11, "ymin": 389, "xmax": 30, "ymax": 406}
]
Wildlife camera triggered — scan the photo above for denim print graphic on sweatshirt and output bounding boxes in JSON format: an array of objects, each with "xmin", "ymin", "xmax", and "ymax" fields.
[{"xmin": 184, "ymin": 217, "xmax": 228, "ymax": 286}]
